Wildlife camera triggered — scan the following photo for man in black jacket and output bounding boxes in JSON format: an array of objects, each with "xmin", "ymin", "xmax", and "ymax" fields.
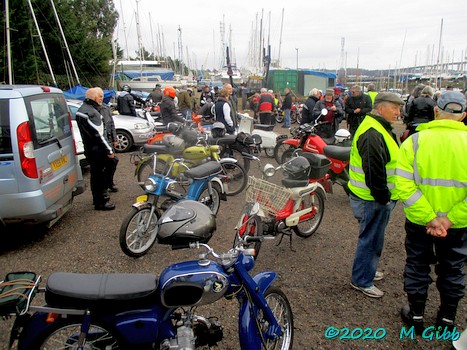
[
  {"xmin": 76, "ymin": 88, "xmax": 116, "ymax": 210},
  {"xmin": 345, "ymin": 85, "xmax": 372, "ymax": 136},
  {"xmin": 301, "ymin": 89, "xmax": 320, "ymax": 125},
  {"xmin": 117, "ymin": 85, "xmax": 137, "ymax": 116}
]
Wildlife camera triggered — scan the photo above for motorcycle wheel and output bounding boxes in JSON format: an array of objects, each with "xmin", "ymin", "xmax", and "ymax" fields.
[
  {"xmin": 137, "ymin": 158, "xmax": 167, "ymax": 190},
  {"xmin": 293, "ymin": 190, "xmax": 325, "ymax": 238},
  {"xmin": 290, "ymin": 111, "xmax": 297, "ymax": 124},
  {"xmin": 280, "ymin": 148, "xmax": 302, "ymax": 164},
  {"xmin": 120, "ymin": 206, "xmax": 160, "ymax": 258},
  {"xmin": 196, "ymin": 182, "xmax": 222, "ymax": 215},
  {"xmin": 274, "ymin": 140, "xmax": 293, "ymax": 164},
  {"xmin": 275, "ymin": 112, "xmax": 284, "ymax": 123},
  {"xmin": 28, "ymin": 318, "xmax": 120, "ymax": 349},
  {"xmin": 264, "ymin": 147, "xmax": 275, "ymax": 158},
  {"xmin": 221, "ymin": 147, "xmax": 250, "ymax": 173},
  {"xmin": 220, "ymin": 161, "xmax": 247, "ymax": 196},
  {"xmin": 258, "ymin": 287, "xmax": 294, "ymax": 350},
  {"xmin": 295, "ymin": 111, "xmax": 302, "ymax": 125},
  {"xmin": 233, "ymin": 212, "xmax": 263, "ymax": 259}
]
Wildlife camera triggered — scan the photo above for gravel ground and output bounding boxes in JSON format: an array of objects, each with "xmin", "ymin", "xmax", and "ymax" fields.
[{"xmin": 0, "ymin": 120, "xmax": 464, "ymax": 349}]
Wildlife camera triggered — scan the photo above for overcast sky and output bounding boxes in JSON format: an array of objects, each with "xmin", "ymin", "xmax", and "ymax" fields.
[{"xmin": 114, "ymin": 0, "xmax": 466, "ymax": 72}]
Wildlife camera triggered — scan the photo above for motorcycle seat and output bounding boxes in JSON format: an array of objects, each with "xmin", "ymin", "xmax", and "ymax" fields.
[
  {"xmin": 208, "ymin": 134, "xmax": 237, "ymax": 145},
  {"xmin": 281, "ymin": 178, "xmax": 309, "ymax": 188},
  {"xmin": 321, "ymin": 136, "xmax": 336, "ymax": 145},
  {"xmin": 142, "ymin": 143, "xmax": 171, "ymax": 154},
  {"xmin": 253, "ymin": 124, "xmax": 275, "ymax": 131},
  {"xmin": 183, "ymin": 161, "xmax": 222, "ymax": 179},
  {"xmin": 45, "ymin": 272, "xmax": 159, "ymax": 310},
  {"xmin": 323, "ymin": 145, "xmax": 351, "ymax": 162}
]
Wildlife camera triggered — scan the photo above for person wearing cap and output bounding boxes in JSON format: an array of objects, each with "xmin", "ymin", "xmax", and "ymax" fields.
[
  {"xmin": 148, "ymin": 83, "xmax": 163, "ymax": 104},
  {"xmin": 177, "ymin": 87, "xmax": 194, "ymax": 120},
  {"xmin": 396, "ymin": 90, "xmax": 467, "ymax": 334},
  {"xmin": 348, "ymin": 92, "xmax": 404, "ymax": 298},
  {"xmin": 345, "ymin": 85, "xmax": 373, "ymax": 136},
  {"xmin": 312, "ymin": 88, "xmax": 344, "ymax": 138},
  {"xmin": 367, "ymin": 84, "xmax": 378, "ymax": 104},
  {"xmin": 301, "ymin": 88, "xmax": 320, "ymax": 125}
]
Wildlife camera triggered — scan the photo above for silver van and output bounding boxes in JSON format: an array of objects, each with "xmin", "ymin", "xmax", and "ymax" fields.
[{"xmin": 0, "ymin": 85, "xmax": 85, "ymax": 227}]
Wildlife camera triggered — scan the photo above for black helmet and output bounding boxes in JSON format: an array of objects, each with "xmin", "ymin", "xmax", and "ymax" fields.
[
  {"xmin": 283, "ymin": 156, "xmax": 311, "ymax": 181},
  {"xmin": 157, "ymin": 200, "xmax": 216, "ymax": 245},
  {"xmin": 122, "ymin": 84, "xmax": 131, "ymax": 92},
  {"xmin": 211, "ymin": 122, "xmax": 226, "ymax": 138}
]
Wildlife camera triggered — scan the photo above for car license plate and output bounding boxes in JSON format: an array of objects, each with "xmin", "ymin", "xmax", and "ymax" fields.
[{"xmin": 51, "ymin": 155, "xmax": 68, "ymax": 171}]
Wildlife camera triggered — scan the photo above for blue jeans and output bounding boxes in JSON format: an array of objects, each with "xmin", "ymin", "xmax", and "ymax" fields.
[
  {"xmin": 350, "ymin": 194, "xmax": 396, "ymax": 288},
  {"xmin": 283, "ymin": 108, "xmax": 291, "ymax": 127}
]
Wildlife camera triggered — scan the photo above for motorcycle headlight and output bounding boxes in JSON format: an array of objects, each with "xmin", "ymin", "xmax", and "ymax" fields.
[
  {"xmin": 144, "ymin": 177, "xmax": 157, "ymax": 192},
  {"xmin": 263, "ymin": 164, "xmax": 276, "ymax": 177}
]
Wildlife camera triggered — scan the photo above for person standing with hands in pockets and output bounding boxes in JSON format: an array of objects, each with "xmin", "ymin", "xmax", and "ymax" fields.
[
  {"xmin": 348, "ymin": 92, "xmax": 404, "ymax": 298},
  {"xmin": 396, "ymin": 91, "xmax": 467, "ymax": 334}
]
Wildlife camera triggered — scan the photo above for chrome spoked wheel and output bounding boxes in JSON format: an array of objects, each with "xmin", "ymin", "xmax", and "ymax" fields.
[{"xmin": 293, "ymin": 190, "xmax": 325, "ymax": 238}]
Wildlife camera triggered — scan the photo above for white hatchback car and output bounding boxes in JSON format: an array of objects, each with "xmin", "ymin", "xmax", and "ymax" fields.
[{"xmin": 67, "ymin": 100, "xmax": 155, "ymax": 153}]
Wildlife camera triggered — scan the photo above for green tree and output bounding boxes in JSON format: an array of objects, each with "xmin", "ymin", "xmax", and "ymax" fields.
[{"xmin": 0, "ymin": 0, "xmax": 118, "ymax": 89}]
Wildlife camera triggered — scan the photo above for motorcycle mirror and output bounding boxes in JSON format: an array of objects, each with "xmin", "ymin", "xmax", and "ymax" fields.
[
  {"xmin": 321, "ymin": 108, "xmax": 328, "ymax": 116},
  {"xmin": 263, "ymin": 163, "xmax": 276, "ymax": 177}
]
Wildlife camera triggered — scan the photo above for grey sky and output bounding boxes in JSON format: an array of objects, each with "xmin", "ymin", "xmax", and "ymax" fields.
[{"xmin": 114, "ymin": 0, "xmax": 466, "ymax": 72}]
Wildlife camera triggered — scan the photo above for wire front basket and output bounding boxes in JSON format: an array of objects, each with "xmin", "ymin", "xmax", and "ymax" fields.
[{"xmin": 246, "ymin": 176, "xmax": 291, "ymax": 216}]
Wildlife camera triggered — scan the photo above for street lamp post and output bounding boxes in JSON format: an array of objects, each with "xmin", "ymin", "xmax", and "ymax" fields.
[{"xmin": 295, "ymin": 48, "xmax": 299, "ymax": 70}]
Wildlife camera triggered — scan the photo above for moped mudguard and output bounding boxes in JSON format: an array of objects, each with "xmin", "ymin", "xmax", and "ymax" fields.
[
  {"xmin": 16, "ymin": 312, "xmax": 57, "ymax": 350},
  {"xmin": 281, "ymin": 139, "xmax": 300, "ymax": 147},
  {"xmin": 210, "ymin": 177, "xmax": 227, "ymax": 200},
  {"xmin": 238, "ymin": 272, "xmax": 277, "ymax": 350}
]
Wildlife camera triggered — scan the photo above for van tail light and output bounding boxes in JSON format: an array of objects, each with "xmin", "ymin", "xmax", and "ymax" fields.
[
  {"xmin": 17, "ymin": 121, "xmax": 38, "ymax": 178},
  {"xmin": 68, "ymin": 111, "xmax": 77, "ymax": 155}
]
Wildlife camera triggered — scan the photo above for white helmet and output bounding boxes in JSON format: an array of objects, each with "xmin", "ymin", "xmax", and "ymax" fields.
[{"xmin": 335, "ymin": 129, "xmax": 351, "ymax": 143}]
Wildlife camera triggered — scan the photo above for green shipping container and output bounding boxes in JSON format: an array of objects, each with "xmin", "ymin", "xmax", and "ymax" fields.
[{"xmin": 267, "ymin": 70, "xmax": 299, "ymax": 94}]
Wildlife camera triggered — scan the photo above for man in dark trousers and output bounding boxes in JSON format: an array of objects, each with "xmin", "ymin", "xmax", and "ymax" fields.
[
  {"xmin": 345, "ymin": 85, "xmax": 373, "ymax": 136},
  {"xmin": 76, "ymin": 88, "xmax": 116, "ymax": 210},
  {"xmin": 396, "ymin": 91, "xmax": 467, "ymax": 334}
]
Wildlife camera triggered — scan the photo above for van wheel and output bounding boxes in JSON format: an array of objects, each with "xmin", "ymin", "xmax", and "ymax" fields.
[{"xmin": 115, "ymin": 131, "xmax": 133, "ymax": 153}]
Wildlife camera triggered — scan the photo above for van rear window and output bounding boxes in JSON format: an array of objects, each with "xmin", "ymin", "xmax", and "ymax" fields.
[
  {"xmin": 25, "ymin": 94, "xmax": 71, "ymax": 145},
  {"xmin": 0, "ymin": 100, "xmax": 12, "ymax": 154}
]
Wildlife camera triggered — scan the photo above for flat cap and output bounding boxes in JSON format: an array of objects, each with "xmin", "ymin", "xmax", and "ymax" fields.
[
  {"xmin": 374, "ymin": 92, "xmax": 405, "ymax": 105},
  {"xmin": 325, "ymin": 88, "xmax": 334, "ymax": 96},
  {"xmin": 437, "ymin": 91, "xmax": 466, "ymax": 113}
]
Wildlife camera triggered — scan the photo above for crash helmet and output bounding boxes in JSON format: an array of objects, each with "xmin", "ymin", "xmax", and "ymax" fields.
[
  {"xmin": 164, "ymin": 86, "xmax": 177, "ymax": 98},
  {"xmin": 283, "ymin": 156, "xmax": 311, "ymax": 181},
  {"xmin": 335, "ymin": 128, "xmax": 351, "ymax": 143},
  {"xmin": 211, "ymin": 122, "xmax": 226, "ymax": 138},
  {"xmin": 157, "ymin": 200, "xmax": 216, "ymax": 244},
  {"xmin": 122, "ymin": 84, "xmax": 131, "ymax": 93}
]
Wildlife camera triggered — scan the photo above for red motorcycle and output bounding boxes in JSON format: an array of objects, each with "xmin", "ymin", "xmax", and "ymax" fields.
[{"xmin": 279, "ymin": 109, "xmax": 351, "ymax": 195}]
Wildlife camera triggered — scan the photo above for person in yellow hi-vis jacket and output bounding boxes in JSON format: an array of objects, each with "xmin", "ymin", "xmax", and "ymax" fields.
[{"xmin": 396, "ymin": 90, "xmax": 467, "ymax": 335}]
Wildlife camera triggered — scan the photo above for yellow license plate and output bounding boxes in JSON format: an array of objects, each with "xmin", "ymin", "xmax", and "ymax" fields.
[
  {"xmin": 136, "ymin": 195, "xmax": 148, "ymax": 203},
  {"xmin": 51, "ymin": 155, "xmax": 68, "ymax": 171}
]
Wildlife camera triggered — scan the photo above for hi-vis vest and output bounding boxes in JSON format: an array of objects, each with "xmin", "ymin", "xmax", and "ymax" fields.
[
  {"xmin": 348, "ymin": 116, "xmax": 399, "ymax": 201},
  {"xmin": 395, "ymin": 119, "xmax": 467, "ymax": 227}
]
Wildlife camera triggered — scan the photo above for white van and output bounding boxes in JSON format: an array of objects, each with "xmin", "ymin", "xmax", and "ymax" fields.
[{"xmin": 0, "ymin": 85, "xmax": 85, "ymax": 227}]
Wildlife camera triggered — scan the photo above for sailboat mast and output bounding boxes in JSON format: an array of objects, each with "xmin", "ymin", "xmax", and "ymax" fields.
[
  {"xmin": 49, "ymin": 0, "xmax": 80, "ymax": 85},
  {"xmin": 5, "ymin": 0, "xmax": 13, "ymax": 84},
  {"xmin": 26, "ymin": 0, "xmax": 56, "ymax": 86},
  {"xmin": 277, "ymin": 8, "xmax": 284, "ymax": 67},
  {"xmin": 435, "ymin": 18, "xmax": 443, "ymax": 89}
]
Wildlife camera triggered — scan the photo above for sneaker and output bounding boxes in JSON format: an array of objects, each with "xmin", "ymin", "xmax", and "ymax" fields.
[
  {"xmin": 374, "ymin": 271, "xmax": 384, "ymax": 281},
  {"xmin": 350, "ymin": 282, "xmax": 384, "ymax": 298}
]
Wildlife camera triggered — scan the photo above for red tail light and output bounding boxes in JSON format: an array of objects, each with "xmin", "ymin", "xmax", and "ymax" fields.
[{"xmin": 17, "ymin": 121, "xmax": 38, "ymax": 178}]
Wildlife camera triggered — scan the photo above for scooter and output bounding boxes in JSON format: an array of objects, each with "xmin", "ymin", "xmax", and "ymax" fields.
[
  {"xmin": 120, "ymin": 156, "xmax": 226, "ymax": 257},
  {"xmin": 240, "ymin": 155, "xmax": 328, "ymax": 251},
  {"xmin": 1, "ymin": 200, "xmax": 294, "ymax": 350},
  {"xmin": 279, "ymin": 109, "xmax": 351, "ymax": 195},
  {"xmin": 237, "ymin": 112, "xmax": 288, "ymax": 158}
]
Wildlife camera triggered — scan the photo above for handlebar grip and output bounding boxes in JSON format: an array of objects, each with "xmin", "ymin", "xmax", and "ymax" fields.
[{"xmin": 245, "ymin": 236, "xmax": 263, "ymax": 243}]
